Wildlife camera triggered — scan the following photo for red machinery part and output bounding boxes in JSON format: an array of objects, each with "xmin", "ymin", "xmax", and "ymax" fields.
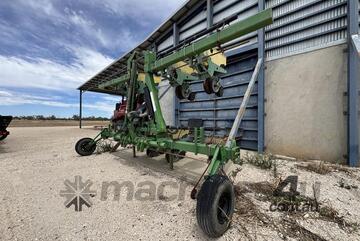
[
  {"xmin": 0, "ymin": 130, "xmax": 9, "ymax": 136},
  {"xmin": 112, "ymin": 100, "xmax": 127, "ymax": 122}
]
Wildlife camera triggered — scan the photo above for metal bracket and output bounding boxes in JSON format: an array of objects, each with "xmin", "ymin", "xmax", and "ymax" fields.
[
  {"xmin": 167, "ymin": 68, "xmax": 198, "ymax": 86},
  {"xmin": 206, "ymin": 58, "xmax": 227, "ymax": 77}
]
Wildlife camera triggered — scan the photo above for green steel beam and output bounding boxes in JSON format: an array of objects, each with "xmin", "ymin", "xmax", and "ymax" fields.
[
  {"xmin": 208, "ymin": 146, "xmax": 221, "ymax": 175},
  {"xmin": 113, "ymin": 134, "xmax": 238, "ymax": 176},
  {"xmin": 99, "ymin": 74, "xmax": 130, "ymax": 89},
  {"xmin": 151, "ymin": 9, "xmax": 273, "ymax": 72},
  {"xmin": 145, "ymin": 139, "xmax": 237, "ymax": 161},
  {"xmin": 144, "ymin": 72, "xmax": 167, "ymax": 134}
]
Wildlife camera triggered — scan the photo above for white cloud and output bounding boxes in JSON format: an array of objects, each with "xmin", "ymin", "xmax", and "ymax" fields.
[
  {"xmin": 16, "ymin": 0, "xmax": 67, "ymax": 26},
  {"xmin": 0, "ymin": 47, "xmax": 114, "ymax": 90},
  {"xmin": 10, "ymin": 0, "xmax": 141, "ymax": 50},
  {"xmin": 0, "ymin": 90, "xmax": 12, "ymax": 97},
  {"xmin": 99, "ymin": 0, "xmax": 183, "ymax": 23},
  {"xmin": 84, "ymin": 102, "xmax": 114, "ymax": 113},
  {"xmin": 0, "ymin": 89, "xmax": 114, "ymax": 113},
  {"xmin": 65, "ymin": 9, "xmax": 125, "ymax": 49},
  {"xmin": 102, "ymin": 95, "xmax": 122, "ymax": 102},
  {"xmin": 0, "ymin": 0, "xmax": 186, "ymax": 117}
]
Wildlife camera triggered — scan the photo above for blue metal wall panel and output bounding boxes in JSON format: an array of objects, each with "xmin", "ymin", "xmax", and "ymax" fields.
[
  {"xmin": 178, "ymin": 49, "xmax": 259, "ymax": 150},
  {"xmin": 157, "ymin": 35, "xmax": 174, "ymax": 52},
  {"xmin": 213, "ymin": 0, "xmax": 259, "ymax": 50},
  {"xmin": 173, "ymin": 0, "xmax": 352, "ymax": 151}
]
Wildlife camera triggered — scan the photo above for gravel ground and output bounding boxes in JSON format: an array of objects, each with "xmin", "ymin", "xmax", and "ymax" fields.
[{"xmin": 1, "ymin": 127, "xmax": 360, "ymax": 241}]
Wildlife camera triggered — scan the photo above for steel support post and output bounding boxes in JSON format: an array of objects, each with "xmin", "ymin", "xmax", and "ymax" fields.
[
  {"xmin": 226, "ymin": 58, "xmax": 263, "ymax": 148},
  {"xmin": 257, "ymin": 0, "xmax": 265, "ymax": 153},
  {"xmin": 79, "ymin": 90, "xmax": 83, "ymax": 129},
  {"xmin": 207, "ymin": 0, "xmax": 213, "ymax": 29},
  {"xmin": 173, "ymin": 23, "xmax": 180, "ymax": 127},
  {"xmin": 151, "ymin": 43, "xmax": 157, "ymax": 53},
  {"xmin": 347, "ymin": 0, "xmax": 359, "ymax": 167}
]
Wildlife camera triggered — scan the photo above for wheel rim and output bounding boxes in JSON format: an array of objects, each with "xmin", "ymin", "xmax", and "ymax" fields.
[
  {"xmin": 188, "ymin": 92, "xmax": 196, "ymax": 101},
  {"xmin": 217, "ymin": 192, "xmax": 231, "ymax": 224},
  {"xmin": 181, "ymin": 86, "xmax": 191, "ymax": 99},
  {"xmin": 81, "ymin": 141, "xmax": 94, "ymax": 153},
  {"xmin": 215, "ymin": 86, "xmax": 224, "ymax": 97},
  {"xmin": 211, "ymin": 78, "xmax": 221, "ymax": 93}
]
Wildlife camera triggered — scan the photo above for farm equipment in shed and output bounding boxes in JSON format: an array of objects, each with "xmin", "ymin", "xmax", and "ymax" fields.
[
  {"xmin": 75, "ymin": 9, "xmax": 273, "ymax": 237},
  {"xmin": 111, "ymin": 97, "xmax": 127, "ymax": 130},
  {"xmin": 0, "ymin": 115, "xmax": 12, "ymax": 141}
]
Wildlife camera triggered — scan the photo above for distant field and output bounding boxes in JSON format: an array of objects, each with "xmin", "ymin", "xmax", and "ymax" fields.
[{"xmin": 9, "ymin": 119, "xmax": 110, "ymax": 127}]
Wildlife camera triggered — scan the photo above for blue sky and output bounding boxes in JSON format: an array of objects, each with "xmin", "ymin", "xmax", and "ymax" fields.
[{"xmin": 0, "ymin": 0, "xmax": 185, "ymax": 118}]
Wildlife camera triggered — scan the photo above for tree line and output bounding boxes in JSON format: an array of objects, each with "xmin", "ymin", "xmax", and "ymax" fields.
[{"xmin": 13, "ymin": 115, "xmax": 110, "ymax": 121}]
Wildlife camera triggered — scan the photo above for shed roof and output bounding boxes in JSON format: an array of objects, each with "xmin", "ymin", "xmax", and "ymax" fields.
[{"xmin": 78, "ymin": 0, "xmax": 202, "ymax": 95}]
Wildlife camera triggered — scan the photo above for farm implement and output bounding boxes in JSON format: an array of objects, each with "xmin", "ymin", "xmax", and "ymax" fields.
[
  {"xmin": 0, "ymin": 115, "xmax": 12, "ymax": 141},
  {"xmin": 75, "ymin": 9, "xmax": 273, "ymax": 237}
]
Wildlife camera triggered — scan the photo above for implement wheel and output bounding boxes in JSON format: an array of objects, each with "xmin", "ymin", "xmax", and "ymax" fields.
[
  {"xmin": 196, "ymin": 175, "xmax": 235, "ymax": 238},
  {"xmin": 165, "ymin": 150, "xmax": 186, "ymax": 170},
  {"xmin": 175, "ymin": 85, "xmax": 187, "ymax": 100},
  {"xmin": 75, "ymin": 138, "xmax": 96, "ymax": 156},
  {"xmin": 146, "ymin": 149, "xmax": 160, "ymax": 157},
  {"xmin": 203, "ymin": 77, "xmax": 213, "ymax": 94},
  {"xmin": 203, "ymin": 77, "xmax": 222, "ymax": 96},
  {"xmin": 215, "ymin": 86, "xmax": 224, "ymax": 97}
]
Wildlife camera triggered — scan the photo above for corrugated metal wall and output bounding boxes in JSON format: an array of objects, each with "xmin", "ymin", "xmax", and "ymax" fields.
[
  {"xmin": 153, "ymin": 0, "xmax": 353, "ymax": 151},
  {"xmin": 174, "ymin": 0, "xmax": 262, "ymax": 150},
  {"xmin": 265, "ymin": 0, "xmax": 347, "ymax": 59},
  {"xmin": 213, "ymin": 0, "xmax": 259, "ymax": 49},
  {"xmin": 178, "ymin": 49, "xmax": 259, "ymax": 150},
  {"xmin": 179, "ymin": 5, "xmax": 207, "ymax": 41},
  {"xmin": 157, "ymin": 34, "xmax": 173, "ymax": 52},
  {"xmin": 156, "ymin": 0, "xmax": 349, "ymax": 59}
]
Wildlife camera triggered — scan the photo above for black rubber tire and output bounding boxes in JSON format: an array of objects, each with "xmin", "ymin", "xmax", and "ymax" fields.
[
  {"xmin": 175, "ymin": 85, "xmax": 185, "ymax": 100},
  {"xmin": 0, "ymin": 134, "xmax": 8, "ymax": 141},
  {"xmin": 203, "ymin": 78, "xmax": 213, "ymax": 94},
  {"xmin": 188, "ymin": 92, "xmax": 196, "ymax": 101},
  {"xmin": 146, "ymin": 149, "xmax": 160, "ymax": 157},
  {"xmin": 196, "ymin": 175, "xmax": 235, "ymax": 238},
  {"xmin": 215, "ymin": 86, "xmax": 224, "ymax": 97},
  {"xmin": 75, "ymin": 138, "xmax": 96, "ymax": 156}
]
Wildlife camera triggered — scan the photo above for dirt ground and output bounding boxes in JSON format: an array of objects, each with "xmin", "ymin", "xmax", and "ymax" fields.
[{"xmin": 1, "ymin": 127, "xmax": 360, "ymax": 241}]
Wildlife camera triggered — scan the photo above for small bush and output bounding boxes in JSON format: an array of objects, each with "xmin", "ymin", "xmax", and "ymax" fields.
[{"xmin": 240, "ymin": 153, "xmax": 276, "ymax": 170}]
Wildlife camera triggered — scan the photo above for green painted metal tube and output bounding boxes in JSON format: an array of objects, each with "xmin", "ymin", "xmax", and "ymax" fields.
[
  {"xmin": 144, "ymin": 73, "xmax": 167, "ymax": 133},
  {"xmin": 208, "ymin": 146, "xmax": 221, "ymax": 175},
  {"xmin": 99, "ymin": 74, "xmax": 130, "ymax": 89},
  {"xmin": 147, "ymin": 139, "xmax": 220, "ymax": 157},
  {"xmin": 199, "ymin": 127, "xmax": 205, "ymax": 143},
  {"xmin": 151, "ymin": 9, "xmax": 273, "ymax": 72}
]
